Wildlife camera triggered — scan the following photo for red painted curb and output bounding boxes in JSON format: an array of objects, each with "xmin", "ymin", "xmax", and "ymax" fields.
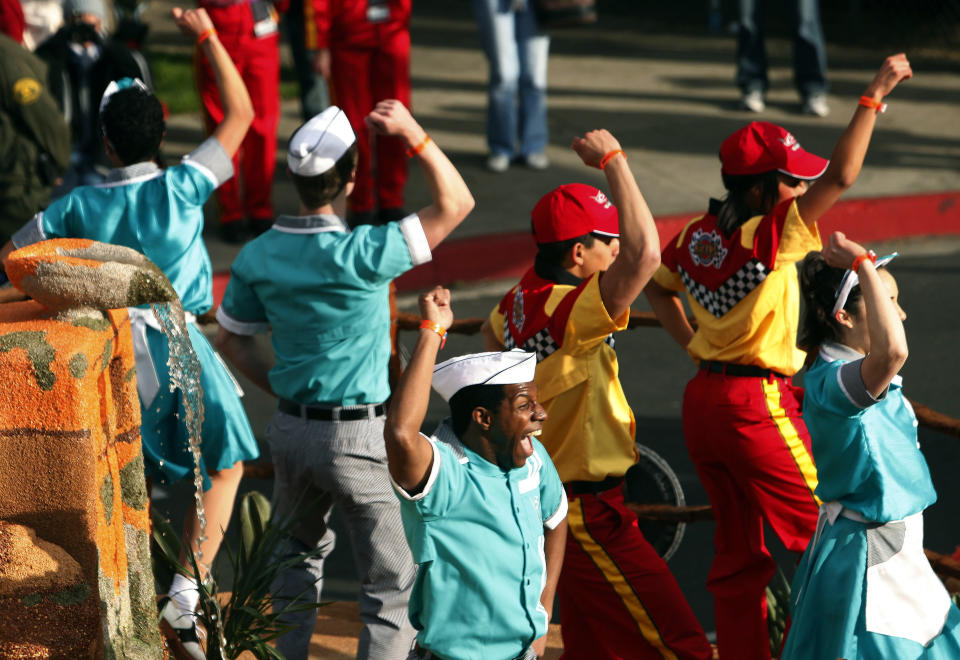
[{"xmin": 211, "ymin": 191, "xmax": 960, "ymax": 304}]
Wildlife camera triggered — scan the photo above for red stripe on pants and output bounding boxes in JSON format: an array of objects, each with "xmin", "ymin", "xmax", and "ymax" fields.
[
  {"xmin": 196, "ymin": 3, "xmax": 280, "ymax": 224},
  {"xmin": 329, "ymin": 28, "xmax": 411, "ymax": 214},
  {"xmin": 683, "ymin": 370, "xmax": 819, "ymax": 660},
  {"xmin": 559, "ymin": 489, "xmax": 712, "ymax": 660}
]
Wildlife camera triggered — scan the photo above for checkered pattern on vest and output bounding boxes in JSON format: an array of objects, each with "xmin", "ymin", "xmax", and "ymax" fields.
[
  {"xmin": 679, "ymin": 258, "xmax": 768, "ymax": 317},
  {"xmin": 504, "ymin": 317, "xmax": 615, "ymax": 361}
]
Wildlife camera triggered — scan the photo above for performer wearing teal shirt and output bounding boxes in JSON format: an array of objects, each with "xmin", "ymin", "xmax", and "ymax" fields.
[
  {"xmin": 215, "ymin": 102, "xmax": 475, "ymax": 660},
  {"xmin": 384, "ymin": 287, "xmax": 567, "ymax": 660},
  {"xmin": 1, "ymin": 9, "xmax": 259, "ymax": 658},
  {"xmin": 781, "ymin": 231, "xmax": 960, "ymax": 659}
]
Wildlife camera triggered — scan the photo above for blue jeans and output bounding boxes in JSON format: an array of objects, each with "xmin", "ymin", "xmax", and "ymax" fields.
[
  {"xmin": 472, "ymin": 0, "xmax": 549, "ymax": 158},
  {"xmin": 736, "ymin": 0, "xmax": 828, "ymax": 98}
]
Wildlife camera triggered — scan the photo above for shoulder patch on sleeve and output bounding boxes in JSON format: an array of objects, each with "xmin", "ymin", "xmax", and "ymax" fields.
[{"xmin": 13, "ymin": 78, "xmax": 43, "ymax": 105}]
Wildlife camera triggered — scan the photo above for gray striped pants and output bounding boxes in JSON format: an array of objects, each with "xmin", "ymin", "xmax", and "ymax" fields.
[{"xmin": 267, "ymin": 409, "xmax": 416, "ymax": 660}]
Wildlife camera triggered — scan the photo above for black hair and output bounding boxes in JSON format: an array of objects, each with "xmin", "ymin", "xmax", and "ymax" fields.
[
  {"xmin": 449, "ymin": 383, "xmax": 507, "ymax": 438},
  {"xmin": 797, "ymin": 251, "xmax": 868, "ymax": 353},
  {"xmin": 534, "ymin": 232, "xmax": 596, "ymax": 267},
  {"xmin": 100, "ymin": 87, "xmax": 164, "ymax": 165},
  {"xmin": 716, "ymin": 171, "xmax": 780, "ymax": 237},
  {"xmin": 290, "ymin": 141, "xmax": 358, "ymax": 209}
]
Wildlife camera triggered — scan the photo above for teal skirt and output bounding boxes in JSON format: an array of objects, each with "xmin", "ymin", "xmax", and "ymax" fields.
[
  {"xmin": 139, "ymin": 322, "xmax": 259, "ymax": 490},
  {"xmin": 782, "ymin": 513, "xmax": 960, "ymax": 659}
]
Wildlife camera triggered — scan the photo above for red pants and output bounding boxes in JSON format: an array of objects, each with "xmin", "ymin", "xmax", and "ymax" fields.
[
  {"xmin": 329, "ymin": 28, "xmax": 410, "ymax": 215},
  {"xmin": 196, "ymin": 2, "xmax": 280, "ymax": 225},
  {"xmin": 559, "ymin": 488, "xmax": 713, "ymax": 660},
  {"xmin": 683, "ymin": 370, "xmax": 820, "ymax": 660}
]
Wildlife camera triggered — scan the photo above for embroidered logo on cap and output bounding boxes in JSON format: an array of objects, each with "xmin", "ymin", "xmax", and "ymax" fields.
[
  {"xmin": 779, "ymin": 133, "xmax": 801, "ymax": 151},
  {"xmin": 591, "ymin": 191, "xmax": 612, "ymax": 208},
  {"xmin": 689, "ymin": 229, "xmax": 728, "ymax": 269}
]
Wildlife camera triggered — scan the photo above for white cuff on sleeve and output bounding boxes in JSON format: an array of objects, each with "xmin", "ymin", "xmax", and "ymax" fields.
[
  {"xmin": 11, "ymin": 213, "xmax": 47, "ymax": 248},
  {"xmin": 391, "ymin": 435, "xmax": 441, "ymax": 501},
  {"xmin": 544, "ymin": 490, "xmax": 568, "ymax": 530},
  {"xmin": 398, "ymin": 214, "xmax": 432, "ymax": 266},
  {"xmin": 215, "ymin": 306, "xmax": 270, "ymax": 336}
]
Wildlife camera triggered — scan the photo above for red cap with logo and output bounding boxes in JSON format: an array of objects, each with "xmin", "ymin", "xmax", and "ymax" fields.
[
  {"xmin": 719, "ymin": 121, "xmax": 829, "ymax": 180},
  {"xmin": 531, "ymin": 183, "xmax": 619, "ymax": 244}
]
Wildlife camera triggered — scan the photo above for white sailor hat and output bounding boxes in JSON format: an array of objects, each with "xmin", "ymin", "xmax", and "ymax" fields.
[
  {"xmin": 287, "ymin": 106, "xmax": 356, "ymax": 177},
  {"xmin": 432, "ymin": 350, "xmax": 537, "ymax": 402}
]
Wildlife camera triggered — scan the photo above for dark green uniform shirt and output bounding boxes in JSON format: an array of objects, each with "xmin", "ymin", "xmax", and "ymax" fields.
[{"xmin": 0, "ymin": 34, "xmax": 70, "ymax": 243}]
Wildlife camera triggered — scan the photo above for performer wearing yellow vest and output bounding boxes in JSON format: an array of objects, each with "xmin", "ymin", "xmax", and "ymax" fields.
[
  {"xmin": 483, "ymin": 130, "xmax": 712, "ymax": 660},
  {"xmin": 644, "ymin": 54, "xmax": 913, "ymax": 660}
]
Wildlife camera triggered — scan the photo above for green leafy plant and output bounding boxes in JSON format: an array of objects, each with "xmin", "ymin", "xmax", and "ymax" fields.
[
  {"xmin": 765, "ymin": 564, "xmax": 792, "ymax": 659},
  {"xmin": 152, "ymin": 490, "xmax": 326, "ymax": 659}
]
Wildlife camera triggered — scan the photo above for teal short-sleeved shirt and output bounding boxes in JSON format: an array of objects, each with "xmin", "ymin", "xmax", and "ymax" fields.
[
  {"xmin": 802, "ymin": 342, "xmax": 937, "ymax": 522},
  {"xmin": 12, "ymin": 137, "xmax": 232, "ymax": 314},
  {"xmin": 393, "ymin": 420, "xmax": 567, "ymax": 660},
  {"xmin": 217, "ymin": 213, "xmax": 432, "ymax": 405}
]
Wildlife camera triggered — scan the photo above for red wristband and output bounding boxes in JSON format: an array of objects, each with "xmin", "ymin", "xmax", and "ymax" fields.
[
  {"xmin": 599, "ymin": 149, "xmax": 625, "ymax": 170},
  {"xmin": 406, "ymin": 135, "xmax": 431, "ymax": 158},
  {"xmin": 419, "ymin": 319, "xmax": 447, "ymax": 349},
  {"xmin": 197, "ymin": 28, "xmax": 216, "ymax": 45},
  {"xmin": 851, "ymin": 250, "xmax": 877, "ymax": 273},
  {"xmin": 858, "ymin": 95, "xmax": 886, "ymax": 114}
]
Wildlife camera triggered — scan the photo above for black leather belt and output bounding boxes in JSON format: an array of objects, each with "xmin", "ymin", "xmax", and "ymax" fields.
[
  {"xmin": 278, "ymin": 398, "xmax": 385, "ymax": 421},
  {"xmin": 566, "ymin": 475, "xmax": 624, "ymax": 496},
  {"xmin": 699, "ymin": 360, "xmax": 787, "ymax": 380}
]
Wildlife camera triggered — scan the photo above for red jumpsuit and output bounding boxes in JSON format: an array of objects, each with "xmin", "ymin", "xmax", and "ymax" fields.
[
  {"xmin": 312, "ymin": 0, "xmax": 411, "ymax": 219},
  {"xmin": 654, "ymin": 197, "xmax": 822, "ymax": 660},
  {"xmin": 195, "ymin": 0, "xmax": 280, "ymax": 228}
]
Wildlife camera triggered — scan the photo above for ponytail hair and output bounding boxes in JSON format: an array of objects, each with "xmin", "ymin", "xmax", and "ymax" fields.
[
  {"xmin": 716, "ymin": 171, "xmax": 780, "ymax": 236},
  {"xmin": 797, "ymin": 251, "xmax": 866, "ymax": 352}
]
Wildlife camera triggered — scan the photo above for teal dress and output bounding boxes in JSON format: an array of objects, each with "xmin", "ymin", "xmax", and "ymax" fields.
[
  {"xmin": 12, "ymin": 138, "xmax": 259, "ymax": 486},
  {"xmin": 782, "ymin": 342, "xmax": 960, "ymax": 659}
]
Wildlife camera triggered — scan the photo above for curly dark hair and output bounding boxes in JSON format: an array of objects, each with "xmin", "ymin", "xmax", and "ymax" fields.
[
  {"xmin": 100, "ymin": 87, "xmax": 165, "ymax": 165},
  {"xmin": 290, "ymin": 142, "xmax": 359, "ymax": 209}
]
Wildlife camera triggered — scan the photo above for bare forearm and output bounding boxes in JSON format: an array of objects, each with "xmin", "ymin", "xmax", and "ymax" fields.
[
  {"xmin": 214, "ymin": 329, "xmax": 275, "ymax": 396},
  {"xmin": 200, "ymin": 33, "xmax": 254, "ymax": 155},
  {"xmin": 384, "ymin": 329, "xmax": 441, "ymax": 489},
  {"xmin": 859, "ymin": 262, "xmax": 907, "ymax": 394},
  {"xmin": 408, "ymin": 132, "xmax": 475, "ymax": 250},
  {"xmin": 644, "ymin": 281, "xmax": 694, "ymax": 348},
  {"xmin": 540, "ymin": 518, "xmax": 567, "ymax": 616},
  {"xmin": 599, "ymin": 157, "xmax": 661, "ymax": 318}
]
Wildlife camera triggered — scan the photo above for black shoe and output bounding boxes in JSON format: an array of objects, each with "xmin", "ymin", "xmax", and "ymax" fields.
[
  {"xmin": 219, "ymin": 221, "xmax": 248, "ymax": 244},
  {"xmin": 378, "ymin": 207, "xmax": 408, "ymax": 224},
  {"xmin": 249, "ymin": 217, "xmax": 274, "ymax": 236},
  {"xmin": 346, "ymin": 209, "xmax": 377, "ymax": 228}
]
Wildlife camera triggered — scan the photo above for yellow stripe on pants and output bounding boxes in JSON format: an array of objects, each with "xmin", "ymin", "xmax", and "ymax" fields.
[
  {"xmin": 762, "ymin": 379, "xmax": 821, "ymax": 506},
  {"xmin": 567, "ymin": 497, "xmax": 679, "ymax": 660}
]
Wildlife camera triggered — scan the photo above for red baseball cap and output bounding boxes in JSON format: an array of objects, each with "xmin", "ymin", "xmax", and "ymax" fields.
[
  {"xmin": 0, "ymin": 0, "xmax": 25, "ymax": 42},
  {"xmin": 719, "ymin": 121, "xmax": 828, "ymax": 180},
  {"xmin": 531, "ymin": 183, "xmax": 619, "ymax": 244}
]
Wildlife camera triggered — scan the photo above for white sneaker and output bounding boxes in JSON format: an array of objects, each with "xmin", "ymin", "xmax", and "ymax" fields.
[
  {"xmin": 160, "ymin": 599, "xmax": 205, "ymax": 660},
  {"xmin": 523, "ymin": 152, "xmax": 549, "ymax": 170},
  {"xmin": 741, "ymin": 90, "xmax": 765, "ymax": 113},
  {"xmin": 803, "ymin": 93, "xmax": 830, "ymax": 117},
  {"xmin": 486, "ymin": 153, "xmax": 510, "ymax": 173}
]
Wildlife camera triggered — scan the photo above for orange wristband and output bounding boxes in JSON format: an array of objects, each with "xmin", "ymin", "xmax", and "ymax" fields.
[
  {"xmin": 599, "ymin": 149, "xmax": 625, "ymax": 170},
  {"xmin": 858, "ymin": 95, "xmax": 886, "ymax": 114},
  {"xmin": 419, "ymin": 319, "xmax": 447, "ymax": 349},
  {"xmin": 406, "ymin": 135, "xmax": 431, "ymax": 158},
  {"xmin": 197, "ymin": 28, "xmax": 216, "ymax": 45},
  {"xmin": 851, "ymin": 250, "xmax": 877, "ymax": 273}
]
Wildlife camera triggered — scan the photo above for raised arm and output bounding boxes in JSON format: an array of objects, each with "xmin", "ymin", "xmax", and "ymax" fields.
[
  {"xmin": 384, "ymin": 286, "xmax": 453, "ymax": 491},
  {"xmin": 172, "ymin": 7, "xmax": 254, "ymax": 158},
  {"xmin": 571, "ymin": 130, "xmax": 660, "ymax": 320},
  {"xmin": 822, "ymin": 232, "xmax": 907, "ymax": 397},
  {"xmin": 796, "ymin": 54, "xmax": 913, "ymax": 227},
  {"xmin": 366, "ymin": 101, "xmax": 475, "ymax": 249}
]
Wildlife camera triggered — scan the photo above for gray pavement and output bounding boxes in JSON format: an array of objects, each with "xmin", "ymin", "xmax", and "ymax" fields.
[{"xmin": 144, "ymin": 0, "xmax": 960, "ymax": 641}]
